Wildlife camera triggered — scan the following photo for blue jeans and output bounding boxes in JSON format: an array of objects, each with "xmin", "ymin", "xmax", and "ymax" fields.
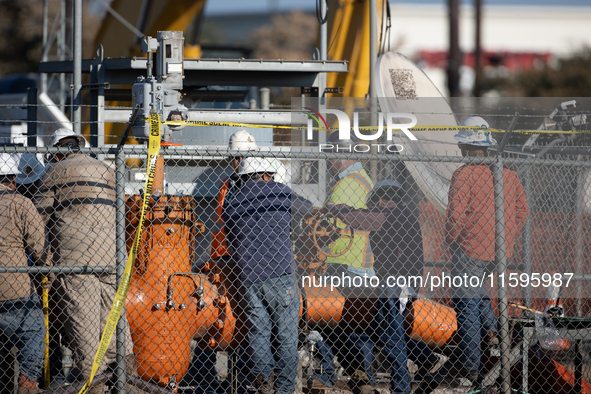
[
  {"xmin": 0, "ymin": 293, "xmax": 46, "ymax": 381},
  {"xmin": 451, "ymin": 246, "xmax": 497, "ymax": 375},
  {"xmin": 244, "ymin": 274, "xmax": 300, "ymax": 394},
  {"xmin": 374, "ymin": 297, "xmax": 411, "ymax": 394}
]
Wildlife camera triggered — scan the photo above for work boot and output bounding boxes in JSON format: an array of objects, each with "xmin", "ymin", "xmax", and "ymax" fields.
[
  {"xmin": 17, "ymin": 374, "xmax": 40, "ymax": 394},
  {"xmin": 306, "ymin": 377, "xmax": 333, "ymax": 389},
  {"xmin": 486, "ymin": 332, "xmax": 500, "ymax": 348},
  {"xmin": 87, "ymin": 383, "xmax": 107, "ymax": 394},
  {"xmin": 414, "ymin": 355, "xmax": 447, "ymax": 382},
  {"xmin": 334, "ymin": 380, "xmax": 352, "ymax": 391},
  {"xmin": 350, "ymin": 380, "xmax": 376, "ymax": 394},
  {"xmin": 252, "ymin": 375, "xmax": 273, "ymax": 394}
]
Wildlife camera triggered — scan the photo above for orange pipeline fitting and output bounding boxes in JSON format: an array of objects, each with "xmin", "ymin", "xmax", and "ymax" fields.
[{"xmin": 125, "ymin": 194, "xmax": 217, "ymax": 387}]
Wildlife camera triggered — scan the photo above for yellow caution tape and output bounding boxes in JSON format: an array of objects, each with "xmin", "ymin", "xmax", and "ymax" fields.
[
  {"xmin": 162, "ymin": 119, "xmax": 588, "ymax": 135},
  {"xmin": 78, "ymin": 110, "xmax": 162, "ymax": 394},
  {"xmin": 42, "ymin": 280, "xmax": 50, "ymax": 390}
]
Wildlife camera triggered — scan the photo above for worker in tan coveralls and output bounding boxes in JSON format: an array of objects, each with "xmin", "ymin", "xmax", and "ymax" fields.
[
  {"xmin": 0, "ymin": 153, "xmax": 49, "ymax": 394},
  {"xmin": 34, "ymin": 129, "xmax": 134, "ymax": 387}
]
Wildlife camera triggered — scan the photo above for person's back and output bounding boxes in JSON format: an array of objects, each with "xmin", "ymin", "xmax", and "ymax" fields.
[
  {"xmin": 446, "ymin": 164, "xmax": 528, "ymax": 262},
  {"xmin": 224, "ymin": 179, "xmax": 311, "ymax": 286},
  {"xmin": 36, "ymin": 153, "xmax": 116, "ymax": 267},
  {"xmin": 32, "ymin": 129, "xmax": 134, "ymax": 386},
  {"xmin": 222, "ymin": 157, "xmax": 310, "ymax": 394}
]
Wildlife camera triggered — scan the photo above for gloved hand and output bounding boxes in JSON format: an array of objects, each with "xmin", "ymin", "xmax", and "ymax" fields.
[
  {"xmin": 32, "ymin": 272, "xmax": 55, "ymax": 291},
  {"xmin": 320, "ymin": 203, "xmax": 337, "ymax": 215}
]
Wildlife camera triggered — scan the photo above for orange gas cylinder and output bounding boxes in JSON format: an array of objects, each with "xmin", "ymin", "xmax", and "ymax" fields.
[
  {"xmin": 405, "ymin": 298, "xmax": 457, "ymax": 348},
  {"xmin": 125, "ymin": 194, "xmax": 217, "ymax": 387},
  {"xmin": 301, "ymin": 285, "xmax": 346, "ymax": 329}
]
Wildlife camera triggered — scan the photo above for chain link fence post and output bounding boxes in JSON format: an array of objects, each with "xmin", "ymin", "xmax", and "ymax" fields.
[
  {"xmin": 493, "ymin": 154, "xmax": 511, "ymax": 394},
  {"xmin": 115, "ymin": 147, "xmax": 127, "ymax": 394}
]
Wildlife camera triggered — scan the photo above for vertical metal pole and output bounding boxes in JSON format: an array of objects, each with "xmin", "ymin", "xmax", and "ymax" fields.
[
  {"xmin": 574, "ymin": 164, "xmax": 586, "ymax": 316},
  {"xmin": 41, "ymin": 0, "xmax": 48, "ymax": 94},
  {"xmin": 472, "ymin": 0, "xmax": 482, "ymax": 97},
  {"xmin": 27, "ymin": 88, "xmax": 38, "ymax": 147},
  {"xmin": 59, "ymin": 0, "xmax": 66, "ymax": 113},
  {"xmin": 229, "ymin": 351, "xmax": 238, "ymax": 394},
  {"xmin": 260, "ymin": 88, "xmax": 270, "ymax": 110},
  {"xmin": 369, "ymin": 0, "xmax": 379, "ymax": 182},
  {"xmin": 115, "ymin": 147, "xmax": 127, "ymax": 394},
  {"xmin": 447, "ymin": 0, "xmax": 460, "ymax": 97},
  {"xmin": 72, "ymin": 0, "xmax": 82, "ymax": 135},
  {"xmin": 522, "ymin": 168, "xmax": 532, "ymax": 308},
  {"xmin": 369, "ymin": 0, "xmax": 377, "ymax": 100},
  {"xmin": 319, "ymin": 0, "xmax": 327, "ymax": 100},
  {"xmin": 575, "ymin": 340, "xmax": 583, "ymax": 394},
  {"xmin": 493, "ymin": 156, "xmax": 510, "ymax": 394}
]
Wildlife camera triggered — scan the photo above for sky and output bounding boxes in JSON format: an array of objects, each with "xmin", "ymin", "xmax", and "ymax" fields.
[{"xmin": 204, "ymin": 0, "xmax": 591, "ymax": 15}]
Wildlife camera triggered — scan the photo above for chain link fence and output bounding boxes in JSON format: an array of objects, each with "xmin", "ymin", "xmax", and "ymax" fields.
[{"xmin": 1, "ymin": 111, "xmax": 591, "ymax": 394}]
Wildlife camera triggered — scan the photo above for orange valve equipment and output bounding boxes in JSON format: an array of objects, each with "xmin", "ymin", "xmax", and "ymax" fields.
[{"xmin": 125, "ymin": 194, "xmax": 218, "ymax": 388}]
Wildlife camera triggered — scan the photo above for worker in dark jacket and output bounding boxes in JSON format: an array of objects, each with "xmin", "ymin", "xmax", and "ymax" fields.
[
  {"xmin": 223, "ymin": 156, "xmax": 313, "ymax": 394},
  {"xmin": 328, "ymin": 180, "xmax": 443, "ymax": 394}
]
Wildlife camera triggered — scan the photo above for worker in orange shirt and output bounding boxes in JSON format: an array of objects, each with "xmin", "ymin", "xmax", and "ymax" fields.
[
  {"xmin": 211, "ymin": 130, "xmax": 259, "ymax": 262},
  {"xmin": 443, "ymin": 117, "xmax": 529, "ymax": 384}
]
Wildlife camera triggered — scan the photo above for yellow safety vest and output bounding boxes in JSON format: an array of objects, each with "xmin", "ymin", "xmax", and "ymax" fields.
[{"xmin": 325, "ymin": 169, "xmax": 374, "ymax": 269}]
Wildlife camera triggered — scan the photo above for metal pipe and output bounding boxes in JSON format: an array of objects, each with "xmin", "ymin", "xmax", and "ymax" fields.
[
  {"xmin": 6, "ymin": 145, "xmax": 591, "ymax": 168},
  {"xmin": 59, "ymin": 0, "xmax": 66, "ymax": 113},
  {"xmin": 72, "ymin": 0, "xmax": 82, "ymax": 135},
  {"xmin": 149, "ymin": 109, "xmax": 294, "ymax": 124},
  {"xmin": 259, "ymin": 88, "xmax": 270, "ymax": 110},
  {"xmin": 27, "ymin": 88, "xmax": 37, "ymax": 147},
  {"xmin": 447, "ymin": 0, "xmax": 460, "ymax": 97},
  {"xmin": 521, "ymin": 146, "xmax": 591, "ymax": 156},
  {"xmin": 0, "ymin": 266, "xmax": 114, "ymax": 274},
  {"xmin": 369, "ymin": 0, "xmax": 378, "ymax": 100},
  {"xmin": 114, "ymin": 147, "xmax": 127, "ymax": 394},
  {"xmin": 522, "ymin": 168, "xmax": 532, "ymax": 308},
  {"xmin": 41, "ymin": 0, "xmax": 48, "ymax": 94},
  {"xmin": 472, "ymin": 0, "xmax": 481, "ymax": 97},
  {"xmin": 574, "ymin": 164, "xmax": 586, "ymax": 315},
  {"xmin": 497, "ymin": 112, "xmax": 519, "ymax": 155},
  {"xmin": 319, "ymin": 0, "xmax": 327, "ymax": 99},
  {"xmin": 493, "ymin": 156, "xmax": 511, "ymax": 394},
  {"xmin": 369, "ymin": 0, "xmax": 379, "ymax": 182}
]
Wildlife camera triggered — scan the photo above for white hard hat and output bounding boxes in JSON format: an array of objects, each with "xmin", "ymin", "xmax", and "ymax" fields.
[
  {"xmin": 238, "ymin": 157, "xmax": 279, "ymax": 176},
  {"xmin": 228, "ymin": 130, "xmax": 258, "ymax": 151},
  {"xmin": 454, "ymin": 116, "xmax": 497, "ymax": 146},
  {"xmin": 270, "ymin": 159, "xmax": 289, "ymax": 184},
  {"xmin": 15, "ymin": 153, "xmax": 46, "ymax": 185},
  {"xmin": 50, "ymin": 128, "xmax": 87, "ymax": 147},
  {"xmin": 0, "ymin": 153, "xmax": 21, "ymax": 176}
]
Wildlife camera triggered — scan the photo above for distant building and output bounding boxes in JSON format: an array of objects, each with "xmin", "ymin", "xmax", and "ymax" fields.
[{"xmin": 387, "ymin": 3, "xmax": 591, "ymax": 94}]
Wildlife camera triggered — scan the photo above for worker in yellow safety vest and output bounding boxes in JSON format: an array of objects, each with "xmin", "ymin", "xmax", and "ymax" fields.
[
  {"xmin": 211, "ymin": 130, "xmax": 259, "ymax": 260},
  {"xmin": 322, "ymin": 131, "xmax": 375, "ymax": 277},
  {"xmin": 321, "ymin": 131, "xmax": 376, "ymax": 394}
]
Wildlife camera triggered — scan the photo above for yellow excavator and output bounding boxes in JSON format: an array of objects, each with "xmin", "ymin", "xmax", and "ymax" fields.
[{"xmin": 326, "ymin": 0, "xmax": 390, "ymax": 97}]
